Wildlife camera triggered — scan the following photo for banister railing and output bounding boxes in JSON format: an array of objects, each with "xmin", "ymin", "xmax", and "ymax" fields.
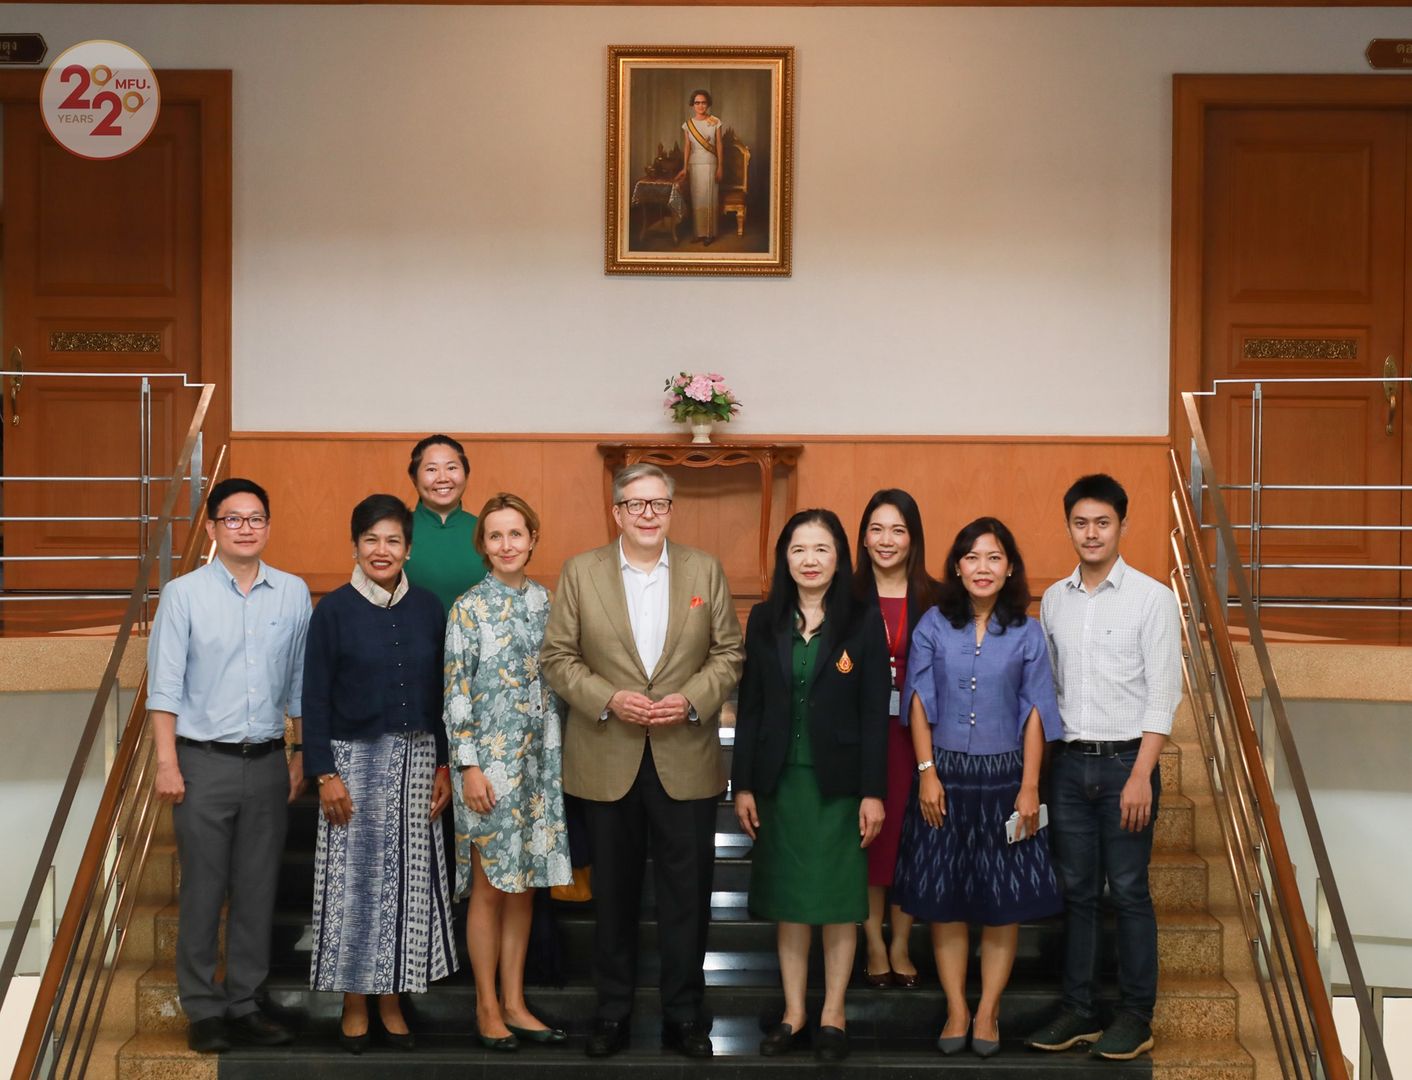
[
  {"xmin": 0, "ymin": 380, "xmax": 223, "ymax": 1079},
  {"xmin": 1171, "ymin": 389, "xmax": 1392, "ymax": 1080}
]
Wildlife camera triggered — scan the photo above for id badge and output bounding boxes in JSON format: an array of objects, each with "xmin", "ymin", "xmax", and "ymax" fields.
[{"xmin": 889, "ymin": 689, "xmax": 901, "ymax": 716}]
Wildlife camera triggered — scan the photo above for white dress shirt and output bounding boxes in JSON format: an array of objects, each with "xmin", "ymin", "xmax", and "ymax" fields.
[
  {"xmin": 620, "ymin": 539, "xmax": 671, "ymax": 675},
  {"xmin": 1040, "ymin": 556, "xmax": 1182, "ymax": 742}
]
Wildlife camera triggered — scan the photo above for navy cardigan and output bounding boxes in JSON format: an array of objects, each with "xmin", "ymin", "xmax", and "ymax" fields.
[{"xmin": 301, "ymin": 582, "xmax": 449, "ymax": 777}]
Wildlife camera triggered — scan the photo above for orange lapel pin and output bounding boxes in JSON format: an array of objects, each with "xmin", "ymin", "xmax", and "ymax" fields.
[{"xmin": 835, "ymin": 649, "xmax": 854, "ymax": 674}]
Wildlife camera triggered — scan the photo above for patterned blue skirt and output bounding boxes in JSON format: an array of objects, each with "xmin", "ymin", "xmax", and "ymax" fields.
[
  {"xmin": 310, "ymin": 732, "xmax": 458, "ymax": 993},
  {"xmin": 893, "ymin": 749, "xmax": 1063, "ymax": 926}
]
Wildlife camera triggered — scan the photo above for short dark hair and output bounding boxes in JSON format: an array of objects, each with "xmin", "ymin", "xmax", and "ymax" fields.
[
  {"xmin": 936, "ymin": 517, "xmax": 1030, "ymax": 633},
  {"xmin": 206, "ymin": 477, "xmax": 269, "ymax": 520},
  {"xmin": 1063, "ymin": 473, "xmax": 1128, "ymax": 521},
  {"xmin": 763, "ymin": 509, "xmax": 856, "ymax": 655},
  {"xmin": 689, "ymin": 88, "xmax": 712, "ymax": 107},
  {"xmin": 350, "ymin": 494, "xmax": 414, "ymax": 545},
  {"xmin": 852, "ymin": 488, "xmax": 941, "ymax": 612},
  {"xmin": 407, "ymin": 434, "xmax": 469, "ymax": 482}
]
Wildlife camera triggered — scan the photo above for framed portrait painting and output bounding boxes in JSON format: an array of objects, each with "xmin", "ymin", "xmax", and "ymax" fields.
[{"xmin": 605, "ymin": 45, "xmax": 794, "ymax": 276}]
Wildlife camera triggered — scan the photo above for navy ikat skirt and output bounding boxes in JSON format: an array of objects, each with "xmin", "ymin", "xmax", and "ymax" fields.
[{"xmin": 893, "ymin": 749, "xmax": 1063, "ymax": 926}]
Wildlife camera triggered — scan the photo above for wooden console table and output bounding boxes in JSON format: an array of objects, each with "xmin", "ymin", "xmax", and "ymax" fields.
[{"xmin": 597, "ymin": 441, "xmax": 804, "ymax": 595}]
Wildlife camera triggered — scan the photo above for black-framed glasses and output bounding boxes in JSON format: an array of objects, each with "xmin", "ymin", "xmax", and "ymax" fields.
[
  {"xmin": 616, "ymin": 498, "xmax": 673, "ymax": 517},
  {"xmin": 217, "ymin": 514, "xmax": 269, "ymax": 530}
]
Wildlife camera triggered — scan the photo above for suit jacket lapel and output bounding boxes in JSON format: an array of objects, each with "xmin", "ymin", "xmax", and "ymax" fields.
[
  {"xmin": 651, "ymin": 543, "xmax": 692, "ymax": 680},
  {"xmin": 775, "ymin": 618, "xmax": 794, "ymax": 690},
  {"xmin": 588, "ymin": 544, "xmax": 648, "ymax": 680}
]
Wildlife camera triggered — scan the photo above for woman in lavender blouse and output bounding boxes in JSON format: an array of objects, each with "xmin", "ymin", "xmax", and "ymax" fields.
[{"xmin": 892, "ymin": 517, "xmax": 1064, "ymax": 1058}]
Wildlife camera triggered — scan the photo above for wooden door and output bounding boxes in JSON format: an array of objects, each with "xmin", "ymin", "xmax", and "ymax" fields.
[
  {"xmin": 0, "ymin": 72, "xmax": 231, "ymax": 633},
  {"xmin": 1200, "ymin": 107, "xmax": 1409, "ymax": 604}
]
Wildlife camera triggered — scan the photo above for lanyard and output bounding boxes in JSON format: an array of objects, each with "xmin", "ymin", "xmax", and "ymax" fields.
[{"xmin": 880, "ymin": 598, "xmax": 907, "ymax": 689}]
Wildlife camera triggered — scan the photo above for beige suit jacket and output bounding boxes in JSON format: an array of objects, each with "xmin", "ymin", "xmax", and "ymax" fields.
[{"xmin": 541, "ymin": 540, "xmax": 744, "ymax": 802}]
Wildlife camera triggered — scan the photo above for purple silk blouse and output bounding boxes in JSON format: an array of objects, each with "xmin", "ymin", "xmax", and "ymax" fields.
[{"xmin": 901, "ymin": 609, "xmax": 1061, "ymax": 755}]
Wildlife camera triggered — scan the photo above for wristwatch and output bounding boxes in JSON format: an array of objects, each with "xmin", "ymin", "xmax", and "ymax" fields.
[
  {"xmin": 917, "ymin": 759, "xmax": 935, "ymax": 774},
  {"xmin": 317, "ymin": 773, "xmax": 338, "ymax": 786}
]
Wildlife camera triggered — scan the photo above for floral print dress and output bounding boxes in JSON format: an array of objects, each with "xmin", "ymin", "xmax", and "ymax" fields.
[{"xmin": 444, "ymin": 574, "xmax": 572, "ymax": 897}]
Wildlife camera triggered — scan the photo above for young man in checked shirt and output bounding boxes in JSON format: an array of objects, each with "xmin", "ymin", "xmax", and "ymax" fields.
[{"xmin": 1025, "ymin": 474, "xmax": 1182, "ymax": 1061}]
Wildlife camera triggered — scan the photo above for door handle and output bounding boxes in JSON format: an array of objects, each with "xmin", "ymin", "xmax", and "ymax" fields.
[
  {"xmin": 7, "ymin": 346, "xmax": 20, "ymax": 427},
  {"xmin": 1383, "ymin": 355, "xmax": 1395, "ymax": 434}
]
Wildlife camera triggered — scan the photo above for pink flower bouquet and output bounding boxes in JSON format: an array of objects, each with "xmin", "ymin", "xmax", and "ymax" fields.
[{"xmin": 662, "ymin": 371, "xmax": 742, "ymax": 424}]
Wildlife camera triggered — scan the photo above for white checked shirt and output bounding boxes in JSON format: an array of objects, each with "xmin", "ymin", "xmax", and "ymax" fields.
[
  {"xmin": 1040, "ymin": 556, "xmax": 1183, "ymax": 741},
  {"xmin": 620, "ymin": 539, "xmax": 670, "ymax": 675}
]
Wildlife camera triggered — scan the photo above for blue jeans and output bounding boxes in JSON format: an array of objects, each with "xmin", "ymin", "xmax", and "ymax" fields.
[{"xmin": 1048, "ymin": 746, "xmax": 1160, "ymax": 1022}]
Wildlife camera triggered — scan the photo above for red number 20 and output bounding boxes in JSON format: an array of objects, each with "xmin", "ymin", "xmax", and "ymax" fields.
[{"xmin": 58, "ymin": 64, "xmax": 90, "ymax": 109}]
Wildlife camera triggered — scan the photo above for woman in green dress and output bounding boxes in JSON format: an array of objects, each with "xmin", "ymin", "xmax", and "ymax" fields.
[
  {"xmin": 731, "ymin": 509, "xmax": 891, "ymax": 1063},
  {"xmin": 443, "ymin": 493, "xmax": 572, "ymax": 1050},
  {"xmin": 405, "ymin": 434, "xmax": 486, "ymax": 615}
]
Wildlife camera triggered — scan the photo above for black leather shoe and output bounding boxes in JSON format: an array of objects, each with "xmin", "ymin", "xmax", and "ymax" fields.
[
  {"xmin": 186, "ymin": 1017, "xmax": 230, "ymax": 1054},
  {"xmin": 228, "ymin": 1010, "xmax": 294, "ymax": 1047},
  {"xmin": 759, "ymin": 1021, "xmax": 808, "ymax": 1056},
  {"xmin": 661, "ymin": 1020, "xmax": 714, "ymax": 1058},
  {"xmin": 815, "ymin": 1024, "xmax": 850, "ymax": 1062},
  {"xmin": 585, "ymin": 1018, "xmax": 630, "ymax": 1058},
  {"xmin": 338, "ymin": 1029, "xmax": 370, "ymax": 1055}
]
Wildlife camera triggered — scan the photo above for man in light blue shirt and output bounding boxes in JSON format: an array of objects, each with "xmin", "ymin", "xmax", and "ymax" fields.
[{"xmin": 147, "ymin": 477, "xmax": 311, "ymax": 1054}]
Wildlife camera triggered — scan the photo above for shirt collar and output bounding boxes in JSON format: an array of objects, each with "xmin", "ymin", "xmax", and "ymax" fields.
[
  {"xmin": 619, "ymin": 539, "xmax": 670, "ymax": 574},
  {"xmin": 213, "ymin": 556, "xmax": 269, "ymax": 592},
  {"xmin": 351, "ymin": 564, "xmax": 410, "ymax": 607},
  {"xmin": 1065, "ymin": 555, "xmax": 1128, "ymax": 593},
  {"xmin": 414, "ymin": 501, "xmax": 468, "ymax": 528}
]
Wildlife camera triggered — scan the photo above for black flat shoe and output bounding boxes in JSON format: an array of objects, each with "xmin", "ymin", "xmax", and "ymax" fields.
[
  {"xmin": 862, "ymin": 968, "xmax": 892, "ymax": 988},
  {"xmin": 815, "ymin": 1024, "xmax": 850, "ymax": 1062},
  {"xmin": 759, "ymin": 1022, "xmax": 809, "ymax": 1056},
  {"xmin": 478, "ymin": 1031, "xmax": 520, "ymax": 1052},
  {"xmin": 506, "ymin": 1022, "xmax": 568, "ymax": 1044},
  {"xmin": 585, "ymin": 1018, "xmax": 629, "ymax": 1058}
]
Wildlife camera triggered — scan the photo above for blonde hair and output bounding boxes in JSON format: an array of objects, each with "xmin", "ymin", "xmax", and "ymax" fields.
[{"xmin": 473, "ymin": 493, "xmax": 541, "ymax": 569}]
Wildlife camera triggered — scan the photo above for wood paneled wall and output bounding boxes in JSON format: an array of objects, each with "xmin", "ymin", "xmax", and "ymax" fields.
[{"xmin": 231, "ymin": 433, "xmax": 1172, "ymax": 600}]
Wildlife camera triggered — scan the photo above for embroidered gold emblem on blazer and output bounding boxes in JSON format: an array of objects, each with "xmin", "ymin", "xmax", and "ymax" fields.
[{"xmin": 540, "ymin": 541, "xmax": 744, "ymax": 803}]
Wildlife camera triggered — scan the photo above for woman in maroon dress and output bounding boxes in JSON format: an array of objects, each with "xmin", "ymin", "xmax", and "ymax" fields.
[{"xmin": 853, "ymin": 489, "xmax": 942, "ymax": 987}]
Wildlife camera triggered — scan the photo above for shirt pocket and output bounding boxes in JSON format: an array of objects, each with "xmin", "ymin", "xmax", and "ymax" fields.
[{"xmin": 1096, "ymin": 627, "xmax": 1141, "ymax": 663}]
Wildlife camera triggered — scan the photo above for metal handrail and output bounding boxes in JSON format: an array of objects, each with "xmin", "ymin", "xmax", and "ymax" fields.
[
  {"xmin": 0, "ymin": 381, "xmax": 217, "ymax": 1078},
  {"xmin": 0, "ymin": 370, "xmax": 210, "ymax": 619},
  {"xmin": 1190, "ymin": 375, "xmax": 1412, "ymax": 610},
  {"xmin": 1174, "ymin": 391, "xmax": 1393, "ymax": 1079}
]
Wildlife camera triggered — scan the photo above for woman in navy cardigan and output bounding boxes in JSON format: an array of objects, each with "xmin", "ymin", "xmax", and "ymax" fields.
[
  {"xmin": 302, "ymin": 494, "xmax": 458, "ymax": 1052},
  {"xmin": 732, "ymin": 509, "xmax": 890, "ymax": 1063}
]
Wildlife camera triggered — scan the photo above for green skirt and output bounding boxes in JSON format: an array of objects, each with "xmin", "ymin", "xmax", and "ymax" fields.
[{"xmin": 749, "ymin": 763, "xmax": 867, "ymax": 925}]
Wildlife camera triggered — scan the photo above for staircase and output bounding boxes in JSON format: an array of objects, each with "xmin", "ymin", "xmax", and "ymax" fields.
[{"xmin": 108, "ymin": 698, "xmax": 1267, "ymax": 1079}]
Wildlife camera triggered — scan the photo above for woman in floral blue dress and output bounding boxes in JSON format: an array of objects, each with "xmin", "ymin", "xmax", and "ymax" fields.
[{"xmin": 444, "ymin": 493, "xmax": 572, "ymax": 1050}]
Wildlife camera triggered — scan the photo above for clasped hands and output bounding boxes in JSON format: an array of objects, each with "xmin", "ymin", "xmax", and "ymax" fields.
[{"xmin": 608, "ymin": 690, "xmax": 691, "ymax": 728}]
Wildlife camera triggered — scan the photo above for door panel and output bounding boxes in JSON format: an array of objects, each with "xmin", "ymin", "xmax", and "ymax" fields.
[
  {"xmin": 1202, "ymin": 108, "xmax": 1407, "ymax": 601},
  {"xmin": 2, "ymin": 100, "xmax": 203, "ymax": 630}
]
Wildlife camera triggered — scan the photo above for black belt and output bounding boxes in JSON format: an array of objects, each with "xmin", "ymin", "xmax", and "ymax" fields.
[
  {"xmin": 177, "ymin": 736, "xmax": 284, "ymax": 758},
  {"xmin": 1062, "ymin": 737, "xmax": 1142, "ymax": 756}
]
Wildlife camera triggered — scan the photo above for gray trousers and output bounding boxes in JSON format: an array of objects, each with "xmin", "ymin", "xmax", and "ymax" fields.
[{"xmin": 171, "ymin": 743, "xmax": 287, "ymax": 1022}]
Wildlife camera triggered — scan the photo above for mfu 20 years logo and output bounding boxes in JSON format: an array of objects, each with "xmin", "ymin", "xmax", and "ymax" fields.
[{"xmin": 41, "ymin": 40, "xmax": 160, "ymax": 160}]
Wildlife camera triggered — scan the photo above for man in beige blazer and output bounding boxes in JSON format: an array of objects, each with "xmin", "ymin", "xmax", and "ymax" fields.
[{"xmin": 542, "ymin": 463, "xmax": 743, "ymax": 1060}]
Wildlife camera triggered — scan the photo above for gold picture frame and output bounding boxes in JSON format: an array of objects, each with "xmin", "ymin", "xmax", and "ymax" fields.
[{"xmin": 605, "ymin": 45, "xmax": 794, "ymax": 276}]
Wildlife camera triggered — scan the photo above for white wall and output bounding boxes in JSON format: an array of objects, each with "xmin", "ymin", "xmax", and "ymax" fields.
[
  {"xmin": 9, "ymin": 6, "xmax": 1404, "ymax": 435},
  {"xmin": 1257, "ymin": 698, "xmax": 1412, "ymax": 992}
]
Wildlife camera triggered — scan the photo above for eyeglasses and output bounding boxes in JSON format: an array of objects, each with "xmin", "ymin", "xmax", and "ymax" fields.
[
  {"xmin": 217, "ymin": 514, "xmax": 269, "ymax": 530},
  {"xmin": 616, "ymin": 498, "xmax": 673, "ymax": 517},
  {"xmin": 692, "ymin": 100, "xmax": 709, "ymax": 106}
]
